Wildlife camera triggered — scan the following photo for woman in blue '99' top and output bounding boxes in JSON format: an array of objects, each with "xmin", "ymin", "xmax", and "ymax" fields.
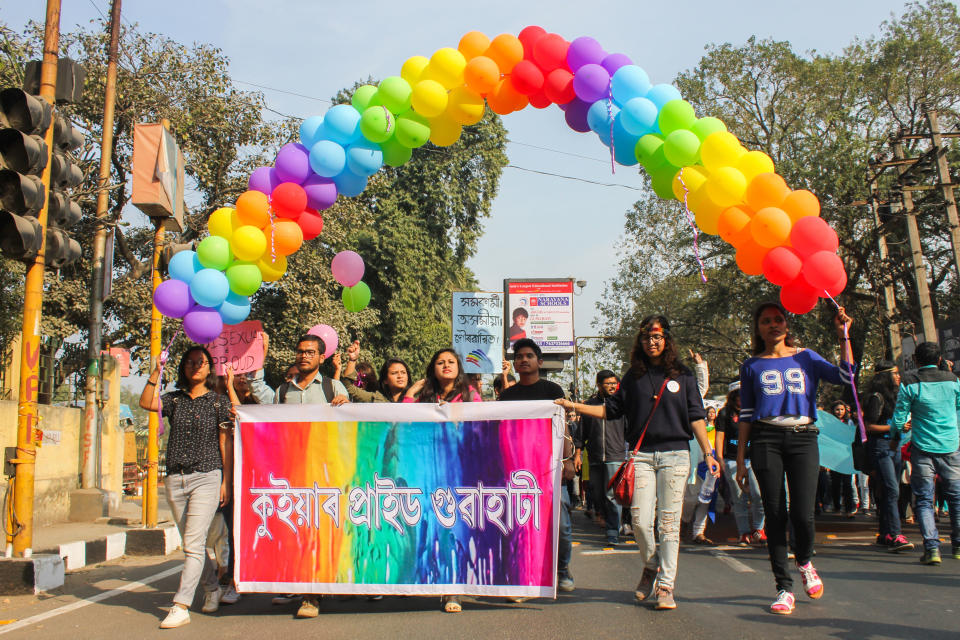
[{"xmin": 735, "ymin": 302, "xmax": 853, "ymax": 616}]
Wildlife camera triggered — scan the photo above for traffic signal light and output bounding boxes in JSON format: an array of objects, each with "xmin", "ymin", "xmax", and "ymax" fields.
[
  {"xmin": 45, "ymin": 111, "xmax": 83, "ymax": 268},
  {"xmin": 0, "ymin": 88, "xmax": 50, "ymax": 261}
]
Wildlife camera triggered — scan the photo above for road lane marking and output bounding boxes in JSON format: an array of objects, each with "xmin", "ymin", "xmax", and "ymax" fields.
[
  {"xmin": 581, "ymin": 549, "xmax": 641, "ymax": 556},
  {"xmin": 0, "ymin": 566, "xmax": 182, "ymax": 635},
  {"xmin": 709, "ymin": 549, "xmax": 756, "ymax": 573}
]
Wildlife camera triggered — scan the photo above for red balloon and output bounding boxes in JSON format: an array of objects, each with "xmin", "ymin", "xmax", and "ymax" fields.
[
  {"xmin": 511, "ymin": 60, "xmax": 545, "ymax": 95},
  {"xmin": 297, "ymin": 208, "xmax": 324, "ymax": 241},
  {"xmin": 533, "ymin": 33, "xmax": 569, "ymax": 72},
  {"xmin": 543, "ymin": 68, "xmax": 576, "ymax": 104},
  {"xmin": 518, "ymin": 26, "xmax": 547, "ymax": 60},
  {"xmin": 802, "ymin": 250, "xmax": 845, "ymax": 291},
  {"xmin": 271, "ymin": 182, "xmax": 307, "ymax": 219},
  {"xmin": 824, "ymin": 269, "xmax": 847, "ymax": 297},
  {"xmin": 789, "ymin": 216, "xmax": 839, "ymax": 258},
  {"xmin": 528, "ymin": 90, "xmax": 552, "ymax": 109},
  {"xmin": 781, "ymin": 277, "xmax": 819, "ymax": 314},
  {"xmin": 762, "ymin": 246, "xmax": 803, "ymax": 286}
]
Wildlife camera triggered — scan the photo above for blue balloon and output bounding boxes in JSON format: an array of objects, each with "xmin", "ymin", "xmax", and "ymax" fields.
[
  {"xmin": 612, "ymin": 118, "xmax": 640, "ymax": 166},
  {"xmin": 309, "ymin": 140, "xmax": 346, "ymax": 178},
  {"xmin": 620, "ymin": 97, "xmax": 659, "ymax": 137},
  {"xmin": 646, "ymin": 84, "xmax": 683, "ymax": 109},
  {"xmin": 345, "ymin": 140, "xmax": 384, "ymax": 177},
  {"xmin": 611, "ymin": 65, "xmax": 652, "ymax": 106},
  {"xmin": 299, "ymin": 115, "xmax": 325, "ymax": 148},
  {"xmin": 217, "ymin": 291, "xmax": 251, "ymax": 326},
  {"xmin": 189, "ymin": 268, "xmax": 230, "ymax": 308},
  {"xmin": 168, "ymin": 250, "xmax": 202, "ymax": 284},
  {"xmin": 332, "ymin": 167, "xmax": 368, "ymax": 197},
  {"xmin": 323, "ymin": 104, "xmax": 362, "ymax": 146},
  {"xmin": 587, "ymin": 99, "xmax": 619, "ymax": 136}
]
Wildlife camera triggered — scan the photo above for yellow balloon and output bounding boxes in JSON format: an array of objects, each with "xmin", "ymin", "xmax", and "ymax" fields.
[
  {"xmin": 736, "ymin": 150, "xmax": 775, "ymax": 183},
  {"xmin": 208, "ymin": 207, "xmax": 237, "ymax": 239},
  {"xmin": 401, "ymin": 55, "xmax": 430, "ymax": 84},
  {"xmin": 428, "ymin": 47, "xmax": 467, "ymax": 89},
  {"xmin": 700, "ymin": 131, "xmax": 746, "ymax": 170},
  {"xmin": 411, "ymin": 79, "xmax": 449, "ymax": 118},
  {"xmin": 695, "ymin": 206, "xmax": 723, "ymax": 235},
  {"xmin": 671, "ymin": 166, "xmax": 710, "ymax": 202},
  {"xmin": 446, "ymin": 87, "xmax": 485, "ymax": 125},
  {"xmin": 428, "ymin": 115, "xmax": 463, "ymax": 147},
  {"xmin": 230, "ymin": 225, "xmax": 267, "ymax": 262},
  {"xmin": 705, "ymin": 166, "xmax": 748, "ymax": 209},
  {"xmin": 257, "ymin": 253, "xmax": 287, "ymax": 282}
]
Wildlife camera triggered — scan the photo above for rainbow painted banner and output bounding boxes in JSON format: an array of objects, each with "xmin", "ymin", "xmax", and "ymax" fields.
[{"xmin": 233, "ymin": 401, "xmax": 565, "ymax": 597}]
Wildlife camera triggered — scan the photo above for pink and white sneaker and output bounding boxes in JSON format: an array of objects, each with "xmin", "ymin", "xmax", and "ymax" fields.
[
  {"xmin": 770, "ymin": 590, "xmax": 795, "ymax": 615},
  {"xmin": 797, "ymin": 561, "xmax": 823, "ymax": 599}
]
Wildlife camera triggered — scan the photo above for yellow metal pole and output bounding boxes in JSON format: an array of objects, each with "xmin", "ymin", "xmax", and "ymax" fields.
[{"xmin": 12, "ymin": 0, "xmax": 60, "ymax": 558}]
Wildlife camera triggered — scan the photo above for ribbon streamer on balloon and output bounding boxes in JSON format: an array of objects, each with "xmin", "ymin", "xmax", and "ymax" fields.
[
  {"xmin": 823, "ymin": 291, "xmax": 866, "ymax": 443},
  {"xmin": 678, "ymin": 168, "xmax": 708, "ymax": 283}
]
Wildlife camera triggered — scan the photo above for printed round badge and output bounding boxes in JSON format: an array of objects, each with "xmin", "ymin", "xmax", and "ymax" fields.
[{"xmin": 667, "ymin": 380, "xmax": 680, "ymax": 393}]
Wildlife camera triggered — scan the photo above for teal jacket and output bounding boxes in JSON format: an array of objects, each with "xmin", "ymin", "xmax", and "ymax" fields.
[{"xmin": 891, "ymin": 365, "xmax": 960, "ymax": 454}]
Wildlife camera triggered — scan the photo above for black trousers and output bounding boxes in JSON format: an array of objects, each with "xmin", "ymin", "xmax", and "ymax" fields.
[{"xmin": 750, "ymin": 427, "xmax": 820, "ymax": 592}]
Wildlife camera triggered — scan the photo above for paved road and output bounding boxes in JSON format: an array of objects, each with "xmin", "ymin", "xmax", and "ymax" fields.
[{"xmin": 1, "ymin": 511, "xmax": 957, "ymax": 639}]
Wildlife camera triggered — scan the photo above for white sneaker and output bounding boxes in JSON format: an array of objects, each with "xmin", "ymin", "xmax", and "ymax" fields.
[
  {"xmin": 160, "ymin": 605, "xmax": 191, "ymax": 628},
  {"xmin": 201, "ymin": 588, "xmax": 221, "ymax": 613},
  {"xmin": 220, "ymin": 585, "xmax": 240, "ymax": 605}
]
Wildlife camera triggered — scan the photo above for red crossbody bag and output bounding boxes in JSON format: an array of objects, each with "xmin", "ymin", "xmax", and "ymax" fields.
[{"xmin": 608, "ymin": 377, "xmax": 670, "ymax": 507}]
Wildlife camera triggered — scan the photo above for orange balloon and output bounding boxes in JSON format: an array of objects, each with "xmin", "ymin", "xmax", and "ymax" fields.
[
  {"xmin": 736, "ymin": 240, "xmax": 768, "ymax": 276},
  {"xmin": 485, "ymin": 34, "xmax": 524, "ymax": 74},
  {"xmin": 487, "ymin": 77, "xmax": 523, "ymax": 114},
  {"xmin": 236, "ymin": 190, "xmax": 270, "ymax": 228},
  {"xmin": 263, "ymin": 219, "xmax": 303, "ymax": 256},
  {"xmin": 458, "ymin": 31, "xmax": 491, "ymax": 60},
  {"xmin": 750, "ymin": 207, "xmax": 793, "ymax": 247},
  {"xmin": 695, "ymin": 206, "xmax": 722, "ymax": 235},
  {"xmin": 718, "ymin": 205, "xmax": 753, "ymax": 247},
  {"xmin": 745, "ymin": 172, "xmax": 790, "ymax": 211},
  {"xmin": 463, "ymin": 56, "xmax": 501, "ymax": 95},
  {"xmin": 781, "ymin": 189, "xmax": 821, "ymax": 222}
]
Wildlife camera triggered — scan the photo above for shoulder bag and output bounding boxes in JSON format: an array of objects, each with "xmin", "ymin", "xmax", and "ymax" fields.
[{"xmin": 608, "ymin": 377, "xmax": 670, "ymax": 508}]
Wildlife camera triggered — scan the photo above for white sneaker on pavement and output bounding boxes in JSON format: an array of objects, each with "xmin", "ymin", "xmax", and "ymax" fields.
[
  {"xmin": 220, "ymin": 585, "xmax": 241, "ymax": 605},
  {"xmin": 160, "ymin": 605, "xmax": 191, "ymax": 628},
  {"xmin": 201, "ymin": 588, "xmax": 222, "ymax": 613}
]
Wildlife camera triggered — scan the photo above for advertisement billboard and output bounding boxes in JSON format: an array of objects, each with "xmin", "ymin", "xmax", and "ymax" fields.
[{"xmin": 504, "ymin": 279, "xmax": 574, "ymax": 357}]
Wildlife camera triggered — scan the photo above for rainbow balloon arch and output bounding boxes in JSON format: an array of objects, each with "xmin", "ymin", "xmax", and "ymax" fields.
[{"xmin": 153, "ymin": 26, "xmax": 848, "ymax": 344}]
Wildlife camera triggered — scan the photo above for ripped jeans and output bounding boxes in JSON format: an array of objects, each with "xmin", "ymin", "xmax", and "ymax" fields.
[{"xmin": 631, "ymin": 450, "xmax": 690, "ymax": 591}]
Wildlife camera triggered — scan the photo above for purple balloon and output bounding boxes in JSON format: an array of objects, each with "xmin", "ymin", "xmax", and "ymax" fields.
[
  {"xmin": 331, "ymin": 250, "xmax": 365, "ymax": 287},
  {"xmin": 153, "ymin": 279, "xmax": 194, "ymax": 319},
  {"xmin": 601, "ymin": 53, "xmax": 633, "ymax": 76},
  {"xmin": 573, "ymin": 64, "xmax": 611, "ymax": 103},
  {"xmin": 248, "ymin": 166, "xmax": 279, "ymax": 195},
  {"xmin": 564, "ymin": 98, "xmax": 592, "ymax": 133},
  {"xmin": 274, "ymin": 143, "xmax": 311, "ymax": 184},
  {"xmin": 183, "ymin": 306, "xmax": 224, "ymax": 345},
  {"xmin": 302, "ymin": 174, "xmax": 338, "ymax": 211},
  {"xmin": 566, "ymin": 37, "xmax": 606, "ymax": 72}
]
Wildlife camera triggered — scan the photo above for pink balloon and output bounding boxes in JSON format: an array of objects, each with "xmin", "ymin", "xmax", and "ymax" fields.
[
  {"xmin": 331, "ymin": 250, "xmax": 365, "ymax": 287},
  {"xmin": 307, "ymin": 323, "xmax": 338, "ymax": 358}
]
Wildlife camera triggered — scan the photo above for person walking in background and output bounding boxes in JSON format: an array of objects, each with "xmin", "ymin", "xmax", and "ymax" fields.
[
  {"xmin": 736, "ymin": 302, "xmax": 853, "ymax": 615},
  {"xmin": 715, "ymin": 384, "xmax": 765, "ymax": 546},
  {"xmin": 580, "ymin": 370, "xmax": 627, "ymax": 546},
  {"xmin": 829, "ymin": 401, "xmax": 858, "ymax": 517},
  {"xmin": 690, "ymin": 405, "xmax": 721, "ymax": 545},
  {"xmin": 889, "ymin": 342, "xmax": 960, "ymax": 565},
  {"xmin": 140, "ymin": 346, "xmax": 233, "ymax": 629}
]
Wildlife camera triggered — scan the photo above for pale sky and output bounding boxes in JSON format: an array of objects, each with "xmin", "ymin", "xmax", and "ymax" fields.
[{"xmin": 8, "ymin": 0, "xmax": 916, "ymax": 338}]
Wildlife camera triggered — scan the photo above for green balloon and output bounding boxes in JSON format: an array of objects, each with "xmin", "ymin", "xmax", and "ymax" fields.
[
  {"xmin": 381, "ymin": 136, "xmax": 413, "ymax": 167},
  {"xmin": 657, "ymin": 100, "xmax": 697, "ymax": 135},
  {"xmin": 650, "ymin": 167, "xmax": 678, "ymax": 201},
  {"xmin": 196, "ymin": 235, "xmax": 232, "ymax": 271},
  {"xmin": 351, "ymin": 85, "xmax": 379, "ymax": 112},
  {"xmin": 634, "ymin": 133, "xmax": 664, "ymax": 166},
  {"xmin": 378, "ymin": 76, "xmax": 412, "ymax": 115},
  {"xmin": 226, "ymin": 261, "xmax": 262, "ymax": 297},
  {"xmin": 395, "ymin": 111, "xmax": 431, "ymax": 148},
  {"xmin": 360, "ymin": 106, "xmax": 395, "ymax": 144},
  {"xmin": 691, "ymin": 116, "xmax": 727, "ymax": 142},
  {"xmin": 342, "ymin": 281, "xmax": 371, "ymax": 312},
  {"xmin": 663, "ymin": 129, "xmax": 701, "ymax": 167}
]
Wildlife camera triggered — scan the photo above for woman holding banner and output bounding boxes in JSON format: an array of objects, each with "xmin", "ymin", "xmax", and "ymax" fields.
[
  {"xmin": 139, "ymin": 346, "xmax": 233, "ymax": 629},
  {"xmin": 557, "ymin": 315, "xmax": 718, "ymax": 611},
  {"xmin": 340, "ymin": 340, "xmax": 413, "ymax": 403},
  {"xmin": 735, "ymin": 302, "xmax": 853, "ymax": 615}
]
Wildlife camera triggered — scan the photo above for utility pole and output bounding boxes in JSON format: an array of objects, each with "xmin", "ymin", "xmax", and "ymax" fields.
[
  {"xmin": 11, "ymin": 0, "xmax": 60, "ymax": 557},
  {"xmin": 893, "ymin": 138, "xmax": 938, "ymax": 343},
  {"xmin": 81, "ymin": 0, "xmax": 121, "ymax": 491},
  {"xmin": 924, "ymin": 108, "xmax": 960, "ymax": 283},
  {"xmin": 867, "ymin": 173, "xmax": 903, "ymax": 361}
]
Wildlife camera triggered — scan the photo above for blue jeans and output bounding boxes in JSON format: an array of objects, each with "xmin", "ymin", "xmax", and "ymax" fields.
[
  {"xmin": 910, "ymin": 448, "xmax": 960, "ymax": 551},
  {"xmin": 631, "ymin": 450, "xmax": 690, "ymax": 590},
  {"xmin": 590, "ymin": 462, "xmax": 623, "ymax": 541},
  {"xmin": 869, "ymin": 437, "xmax": 902, "ymax": 537},
  {"xmin": 165, "ymin": 469, "xmax": 222, "ymax": 607},
  {"xmin": 723, "ymin": 459, "xmax": 764, "ymax": 535},
  {"xmin": 559, "ymin": 486, "xmax": 572, "ymax": 577}
]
